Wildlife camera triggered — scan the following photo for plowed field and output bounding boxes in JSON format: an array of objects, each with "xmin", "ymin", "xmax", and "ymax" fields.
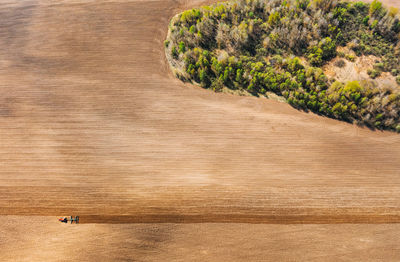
[{"xmin": 1, "ymin": 0, "xmax": 400, "ymax": 260}]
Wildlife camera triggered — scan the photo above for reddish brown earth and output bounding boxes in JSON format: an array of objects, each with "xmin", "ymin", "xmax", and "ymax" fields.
[{"xmin": 0, "ymin": 0, "xmax": 400, "ymax": 260}]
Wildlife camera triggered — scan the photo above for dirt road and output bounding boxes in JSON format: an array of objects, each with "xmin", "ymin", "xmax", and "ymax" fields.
[{"xmin": 0, "ymin": 0, "xmax": 400, "ymax": 260}]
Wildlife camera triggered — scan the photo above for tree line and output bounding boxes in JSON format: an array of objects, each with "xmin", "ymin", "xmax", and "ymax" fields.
[{"xmin": 165, "ymin": 0, "xmax": 400, "ymax": 132}]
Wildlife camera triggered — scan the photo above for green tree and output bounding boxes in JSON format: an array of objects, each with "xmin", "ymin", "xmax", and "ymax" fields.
[
  {"xmin": 178, "ymin": 42, "xmax": 186, "ymax": 53},
  {"xmin": 171, "ymin": 46, "xmax": 178, "ymax": 58},
  {"xmin": 369, "ymin": 0, "xmax": 382, "ymax": 16}
]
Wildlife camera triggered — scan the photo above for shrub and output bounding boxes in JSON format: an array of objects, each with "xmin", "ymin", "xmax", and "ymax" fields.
[
  {"xmin": 354, "ymin": 2, "xmax": 368, "ymax": 11},
  {"xmin": 373, "ymin": 63, "xmax": 384, "ymax": 71},
  {"xmin": 171, "ymin": 46, "xmax": 178, "ymax": 58},
  {"xmin": 334, "ymin": 59, "xmax": 346, "ymax": 68},
  {"xmin": 180, "ymin": 9, "xmax": 202, "ymax": 24},
  {"xmin": 396, "ymin": 76, "xmax": 400, "ymax": 85},
  {"xmin": 362, "ymin": 16, "xmax": 370, "ymax": 26},
  {"xmin": 164, "ymin": 40, "xmax": 170, "ymax": 47},
  {"xmin": 308, "ymin": 37, "xmax": 337, "ymax": 66},
  {"xmin": 337, "ymin": 51, "xmax": 345, "ymax": 58},
  {"xmin": 369, "ymin": 0, "xmax": 382, "ymax": 16},
  {"xmin": 210, "ymin": 77, "xmax": 224, "ymax": 92},
  {"xmin": 368, "ymin": 69, "xmax": 381, "ymax": 79},
  {"xmin": 199, "ymin": 69, "xmax": 210, "ymax": 87},
  {"xmin": 388, "ymin": 7, "xmax": 399, "ymax": 17},
  {"xmin": 371, "ymin": 20, "xmax": 378, "ymax": 29},
  {"xmin": 268, "ymin": 12, "xmax": 280, "ymax": 25},
  {"xmin": 178, "ymin": 41, "xmax": 186, "ymax": 53},
  {"xmin": 345, "ymin": 54, "xmax": 356, "ymax": 62},
  {"xmin": 344, "ymin": 81, "xmax": 362, "ymax": 93}
]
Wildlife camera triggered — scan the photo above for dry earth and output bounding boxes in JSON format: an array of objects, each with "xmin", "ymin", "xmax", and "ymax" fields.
[
  {"xmin": 0, "ymin": 0, "xmax": 400, "ymax": 261},
  {"xmin": 1, "ymin": 216, "xmax": 400, "ymax": 261},
  {"xmin": 323, "ymin": 54, "xmax": 399, "ymax": 90}
]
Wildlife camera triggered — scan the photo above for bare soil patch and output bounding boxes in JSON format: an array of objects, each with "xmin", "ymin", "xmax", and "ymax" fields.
[{"xmin": 324, "ymin": 54, "xmax": 399, "ymax": 90}]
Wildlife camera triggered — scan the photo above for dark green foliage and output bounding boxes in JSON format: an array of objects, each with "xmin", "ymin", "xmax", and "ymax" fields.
[
  {"xmin": 178, "ymin": 41, "xmax": 186, "ymax": 53},
  {"xmin": 171, "ymin": 46, "xmax": 178, "ymax": 58},
  {"xmin": 166, "ymin": 0, "xmax": 400, "ymax": 131},
  {"xmin": 363, "ymin": 16, "xmax": 370, "ymax": 26},
  {"xmin": 308, "ymin": 37, "xmax": 337, "ymax": 66},
  {"xmin": 334, "ymin": 59, "xmax": 346, "ymax": 68},
  {"xmin": 199, "ymin": 67, "xmax": 211, "ymax": 87},
  {"xmin": 210, "ymin": 77, "xmax": 224, "ymax": 92},
  {"xmin": 180, "ymin": 9, "xmax": 202, "ymax": 24},
  {"xmin": 397, "ymin": 76, "xmax": 400, "ymax": 85}
]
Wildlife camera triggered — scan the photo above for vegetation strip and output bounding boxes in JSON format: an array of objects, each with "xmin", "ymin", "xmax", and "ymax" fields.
[{"xmin": 165, "ymin": 0, "xmax": 400, "ymax": 131}]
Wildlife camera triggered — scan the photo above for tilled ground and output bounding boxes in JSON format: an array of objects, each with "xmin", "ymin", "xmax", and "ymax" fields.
[
  {"xmin": 1, "ymin": 216, "xmax": 400, "ymax": 262},
  {"xmin": 0, "ymin": 0, "xmax": 400, "ymax": 260}
]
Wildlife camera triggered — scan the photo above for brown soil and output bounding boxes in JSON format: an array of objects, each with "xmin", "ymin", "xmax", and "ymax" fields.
[
  {"xmin": 0, "ymin": 0, "xmax": 400, "ymax": 261},
  {"xmin": 2, "ymin": 216, "xmax": 400, "ymax": 262},
  {"xmin": 0, "ymin": 0, "xmax": 399, "ymax": 223}
]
